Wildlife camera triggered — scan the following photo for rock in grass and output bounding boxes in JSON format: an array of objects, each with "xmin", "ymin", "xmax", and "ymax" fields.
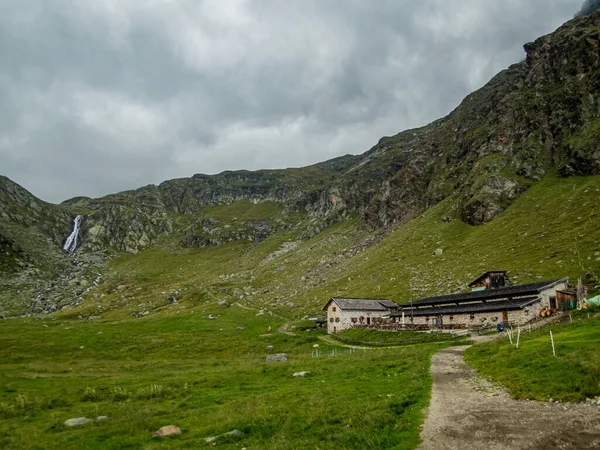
[
  {"xmin": 64, "ymin": 417, "xmax": 93, "ymax": 427},
  {"xmin": 293, "ymin": 371, "xmax": 310, "ymax": 377},
  {"xmin": 266, "ymin": 345, "xmax": 274, "ymax": 351},
  {"xmin": 97, "ymin": 416, "xmax": 109, "ymax": 421},
  {"xmin": 266, "ymin": 353, "xmax": 288, "ymax": 362},
  {"xmin": 205, "ymin": 429, "xmax": 243, "ymax": 443},
  {"xmin": 152, "ymin": 425, "xmax": 182, "ymax": 438}
]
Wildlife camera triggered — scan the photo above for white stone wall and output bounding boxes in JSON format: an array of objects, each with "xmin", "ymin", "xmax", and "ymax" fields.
[
  {"xmin": 326, "ymin": 302, "xmax": 389, "ymax": 334},
  {"xmin": 403, "ymin": 283, "xmax": 567, "ymax": 329},
  {"xmin": 326, "ymin": 282, "xmax": 568, "ymax": 333}
]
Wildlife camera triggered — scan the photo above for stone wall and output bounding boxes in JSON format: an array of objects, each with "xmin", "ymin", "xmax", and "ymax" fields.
[
  {"xmin": 400, "ymin": 282, "xmax": 568, "ymax": 328},
  {"xmin": 326, "ymin": 302, "xmax": 389, "ymax": 334}
]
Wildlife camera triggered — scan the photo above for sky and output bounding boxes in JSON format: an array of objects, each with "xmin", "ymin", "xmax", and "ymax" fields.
[{"xmin": 0, "ymin": 0, "xmax": 584, "ymax": 203}]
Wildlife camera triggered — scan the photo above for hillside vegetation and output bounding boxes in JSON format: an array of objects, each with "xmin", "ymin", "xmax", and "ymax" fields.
[
  {"xmin": 76, "ymin": 175, "xmax": 600, "ymax": 321},
  {"xmin": 0, "ymin": 307, "xmax": 443, "ymax": 449},
  {"xmin": 465, "ymin": 307, "xmax": 600, "ymax": 402}
]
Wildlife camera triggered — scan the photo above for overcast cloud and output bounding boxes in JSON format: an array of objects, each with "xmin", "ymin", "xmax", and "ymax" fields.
[{"xmin": 0, "ymin": 0, "xmax": 581, "ymax": 203}]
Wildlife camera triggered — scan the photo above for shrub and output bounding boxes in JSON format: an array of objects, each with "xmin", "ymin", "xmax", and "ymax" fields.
[
  {"xmin": 135, "ymin": 384, "xmax": 170, "ymax": 399},
  {"xmin": 81, "ymin": 386, "xmax": 100, "ymax": 402},
  {"xmin": 111, "ymin": 387, "xmax": 131, "ymax": 401}
]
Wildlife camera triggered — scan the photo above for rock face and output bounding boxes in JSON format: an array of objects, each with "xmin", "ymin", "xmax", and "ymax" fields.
[{"xmin": 577, "ymin": 0, "xmax": 600, "ymax": 16}]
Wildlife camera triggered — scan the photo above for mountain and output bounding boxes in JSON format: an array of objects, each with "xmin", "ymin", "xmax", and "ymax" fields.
[{"xmin": 2, "ymin": 12, "xmax": 600, "ymax": 318}]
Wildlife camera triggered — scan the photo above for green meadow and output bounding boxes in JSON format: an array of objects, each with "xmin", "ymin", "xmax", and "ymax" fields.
[
  {"xmin": 465, "ymin": 308, "xmax": 600, "ymax": 402},
  {"xmin": 0, "ymin": 307, "xmax": 444, "ymax": 449}
]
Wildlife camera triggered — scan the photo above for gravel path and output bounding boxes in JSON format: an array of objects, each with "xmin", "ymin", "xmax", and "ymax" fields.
[{"xmin": 419, "ymin": 345, "xmax": 600, "ymax": 449}]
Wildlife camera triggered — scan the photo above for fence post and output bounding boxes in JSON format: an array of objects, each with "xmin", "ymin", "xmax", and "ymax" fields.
[
  {"xmin": 550, "ymin": 331, "xmax": 556, "ymax": 357},
  {"xmin": 516, "ymin": 327, "xmax": 521, "ymax": 349}
]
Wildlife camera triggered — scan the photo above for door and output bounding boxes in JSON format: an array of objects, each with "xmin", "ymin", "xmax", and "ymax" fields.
[
  {"xmin": 366, "ymin": 317, "xmax": 371, "ymax": 325},
  {"xmin": 502, "ymin": 311, "xmax": 508, "ymax": 325}
]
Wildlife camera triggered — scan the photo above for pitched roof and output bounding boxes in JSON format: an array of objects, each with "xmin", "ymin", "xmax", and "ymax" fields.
[
  {"xmin": 468, "ymin": 271, "xmax": 508, "ymax": 287},
  {"xmin": 399, "ymin": 278, "xmax": 567, "ymax": 308},
  {"xmin": 323, "ymin": 298, "xmax": 399, "ymax": 311},
  {"xmin": 391, "ymin": 296, "xmax": 541, "ymax": 317}
]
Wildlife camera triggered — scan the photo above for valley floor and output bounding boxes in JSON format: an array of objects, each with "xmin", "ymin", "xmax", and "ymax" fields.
[{"xmin": 419, "ymin": 345, "xmax": 600, "ymax": 450}]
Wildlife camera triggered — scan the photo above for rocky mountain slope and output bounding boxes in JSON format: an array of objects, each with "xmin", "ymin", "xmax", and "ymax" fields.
[{"xmin": 2, "ymin": 11, "xmax": 600, "ymax": 317}]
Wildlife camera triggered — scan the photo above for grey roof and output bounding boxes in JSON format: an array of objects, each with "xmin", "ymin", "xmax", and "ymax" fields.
[
  {"xmin": 328, "ymin": 298, "xmax": 399, "ymax": 311},
  {"xmin": 391, "ymin": 296, "xmax": 541, "ymax": 317},
  {"xmin": 468, "ymin": 271, "xmax": 508, "ymax": 287},
  {"xmin": 399, "ymin": 279, "xmax": 567, "ymax": 308}
]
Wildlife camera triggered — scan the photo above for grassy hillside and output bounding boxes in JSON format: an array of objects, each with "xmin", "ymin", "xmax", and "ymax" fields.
[
  {"xmin": 302, "ymin": 175, "xmax": 600, "ymax": 308},
  {"xmin": 0, "ymin": 307, "xmax": 443, "ymax": 449},
  {"xmin": 465, "ymin": 307, "xmax": 600, "ymax": 402},
  {"xmin": 71, "ymin": 175, "xmax": 600, "ymax": 321}
]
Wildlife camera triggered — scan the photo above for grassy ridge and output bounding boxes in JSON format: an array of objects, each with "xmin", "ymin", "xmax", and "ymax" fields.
[
  {"xmin": 464, "ymin": 308, "xmax": 600, "ymax": 402},
  {"xmin": 0, "ymin": 307, "xmax": 441, "ymax": 449}
]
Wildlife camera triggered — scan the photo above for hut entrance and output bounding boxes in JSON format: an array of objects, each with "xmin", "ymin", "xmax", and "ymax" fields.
[{"xmin": 502, "ymin": 311, "xmax": 509, "ymax": 325}]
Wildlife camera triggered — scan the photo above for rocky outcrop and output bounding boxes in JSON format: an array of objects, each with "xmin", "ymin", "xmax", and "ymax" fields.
[
  {"xmin": 81, "ymin": 205, "xmax": 172, "ymax": 254},
  {"xmin": 577, "ymin": 0, "xmax": 600, "ymax": 17},
  {"xmin": 313, "ymin": 12, "xmax": 600, "ymax": 226}
]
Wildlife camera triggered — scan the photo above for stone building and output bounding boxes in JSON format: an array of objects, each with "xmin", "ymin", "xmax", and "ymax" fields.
[
  {"xmin": 322, "ymin": 298, "xmax": 399, "ymax": 334},
  {"xmin": 392, "ymin": 275, "xmax": 570, "ymax": 329}
]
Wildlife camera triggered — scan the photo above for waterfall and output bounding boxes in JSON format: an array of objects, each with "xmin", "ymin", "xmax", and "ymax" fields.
[{"xmin": 63, "ymin": 215, "xmax": 83, "ymax": 252}]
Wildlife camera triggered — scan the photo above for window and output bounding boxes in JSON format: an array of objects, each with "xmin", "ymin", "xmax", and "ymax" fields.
[
  {"xmin": 426, "ymin": 317, "xmax": 430, "ymax": 322},
  {"xmin": 335, "ymin": 317, "xmax": 340, "ymax": 323},
  {"xmin": 449, "ymin": 316, "xmax": 454, "ymax": 321},
  {"xmin": 351, "ymin": 317, "xmax": 358, "ymax": 324},
  {"xmin": 329, "ymin": 318, "xmax": 334, "ymax": 323},
  {"xmin": 332, "ymin": 307, "xmax": 337, "ymax": 312},
  {"xmin": 470, "ymin": 314, "xmax": 475, "ymax": 320}
]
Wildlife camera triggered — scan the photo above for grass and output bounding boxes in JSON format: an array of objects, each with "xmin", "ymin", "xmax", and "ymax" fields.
[
  {"xmin": 301, "ymin": 175, "xmax": 600, "ymax": 308},
  {"xmin": 464, "ymin": 308, "xmax": 600, "ymax": 402},
  {"xmin": 0, "ymin": 306, "xmax": 444, "ymax": 449},
  {"xmin": 69, "ymin": 175, "xmax": 600, "ymax": 324},
  {"xmin": 334, "ymin": 329, "xmax": 471, "ymax": 347}
]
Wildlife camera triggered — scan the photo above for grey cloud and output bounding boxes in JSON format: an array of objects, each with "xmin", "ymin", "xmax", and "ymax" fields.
[{"xmin": 0, "ymin": 0, "xmax": 580, "ymax": 202}]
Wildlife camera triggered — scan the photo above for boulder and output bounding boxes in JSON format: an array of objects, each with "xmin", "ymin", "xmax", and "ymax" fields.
[
  {"xmin": 433, "ymin": 249, "xmax": 444, "ymax": 256},
  {"xmin": 205, "ymin": 429, "xmax": 243, "ymax": 443},
  {"xmin": 152, "ymin": 425, "xmax": 182, "ymax": 438},
  {"xmin": 218, "ymin": 300, "xmax": 229, "ymax": 307},
  {"xmin": 266, "ymin": 345, "xmax": 274, "ymax": 351},
  {"xmin": 64, "ymin": 417, "xmax": 93, "ymax": 427},
  {"xmin": 266, "ymin": 353, "xmax": 288, "ymax": 362}
]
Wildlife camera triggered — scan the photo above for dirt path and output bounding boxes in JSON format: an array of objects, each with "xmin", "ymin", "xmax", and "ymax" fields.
[{"xmin": 419, "ymin": 346, "xmax": 600, "ymax": 449}]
